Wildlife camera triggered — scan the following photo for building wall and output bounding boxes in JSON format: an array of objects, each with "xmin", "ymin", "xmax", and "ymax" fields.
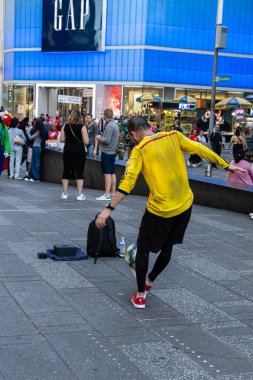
[{"xmin": 3, "ymin": 0, "xmax": 253, "ymax": 90}]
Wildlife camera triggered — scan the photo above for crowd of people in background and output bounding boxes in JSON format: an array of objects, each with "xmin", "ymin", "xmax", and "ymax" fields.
[{"xmin": 0, "ymin": 108, "xmax": 252, "ymax": 219}]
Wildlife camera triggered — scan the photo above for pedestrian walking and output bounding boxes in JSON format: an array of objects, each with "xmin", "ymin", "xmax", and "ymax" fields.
[
  {"xmin": 8, "ymin": 117, "xmax": 26, "ymax": 179},
  {"xmin": 60, "ymin": 110, "xmax": 89, "ymax": 200},
  {"xmin": 95, "ymin": 116, "xmax": 246, "ymax": 309},
  {"xmin": 95, "ymin": 109, "xmax": 119, "ymax": 201},
  {"xmin": 0, "ymin": 117, "xmax": 11, "ymax": 176}
]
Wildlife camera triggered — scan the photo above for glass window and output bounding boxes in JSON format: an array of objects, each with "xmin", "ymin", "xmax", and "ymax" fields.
[{"xmin": 2, "ymin": 84, "xmax": 34, "ymax": 119}]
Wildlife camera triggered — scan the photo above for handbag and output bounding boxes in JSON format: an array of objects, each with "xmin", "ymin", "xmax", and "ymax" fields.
[
  {"xmin": 69, "ymin": 125, "xmax": 87, "ymax": 152},
  {"xmin": 13, "ymin": 135, "xmax": 25, "ymax": 145}
]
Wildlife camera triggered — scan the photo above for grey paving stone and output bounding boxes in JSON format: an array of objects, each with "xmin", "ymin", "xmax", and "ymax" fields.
[
  {"xmin": 0, "ymin": 334, "xmax": 45, "ymax": 346},
  {"xmin": 32, "ymin": 262, "xmax": 94, "ymax": 289},
  {"xmin": 0, "ymin": 297, "xmax": 37, "ymax": 337},
  {"xmin": 0, "ymin": 283, "xmax": 10, "ymax": 297},
  {"xmin": 175, "ymin": 256, "xmax": 240, "ymax": 281},
  {"xmin": 0, "ymin": 342, "xmax": 77, "ymax": 380},
  {"xmin": 119, "ymin": 341, "xmax": 213, "ymax": 380},
  {"xmin": 153, "ymin": 287, "xmax": 237, "ymax": 323},
  {"xmin": 4, "ymin": 281, "xmax": 72, "ymax": 314},
  {"xmin": 63, "ymin": 290, "xmax": 145, "ymax": 334},
  {"xmin": 216, "ymin": 374, "xmax": 253, "ymax": 380},
  {"xmin": 29, "ymin": 310, "xmax": 87, "ymax": 327},
  {"xmin": 45, "ymin": 331, "xmax": 147, "ymax": 380},
  {"xmin": 0, "ymin": 255, "xmax": 37, "ymax": 277},
  {"xmin": 219, "ymin": 335, "xmax": 253, "ymax": 358}
]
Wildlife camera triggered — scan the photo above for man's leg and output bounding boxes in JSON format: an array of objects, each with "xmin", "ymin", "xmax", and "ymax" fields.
[
  {"xmin": 111, "ymin": 174, "xmax": 116, "ymax": 195},
  {"xmin": 135, "ymin": 249, "xmax": 149, "ymax": 295},
  {"xmin": 104, "ymin": 174, "xmax": 112, "ymax": 195},
  {"xmin": 148, "ymin": 243, "xmax": 173, "ymax": 283}
]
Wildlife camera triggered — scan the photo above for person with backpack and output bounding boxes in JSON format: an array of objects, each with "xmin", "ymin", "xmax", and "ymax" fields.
[
  {"xmin": 8, "ymin": 117, "xmax": 26, "ymax": 179},
  {"xmin": 95, "ymin": 116, "xmax": 246, "ymax": 309},
  {"xmin": 0, "ymin": 117, "xmax": 11, "ymax": 176}
]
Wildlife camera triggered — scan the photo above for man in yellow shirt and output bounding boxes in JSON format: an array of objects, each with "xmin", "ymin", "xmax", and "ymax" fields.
[{"xmin": 96, "ymin": 116, "xmax": 245, "ymax": 309}]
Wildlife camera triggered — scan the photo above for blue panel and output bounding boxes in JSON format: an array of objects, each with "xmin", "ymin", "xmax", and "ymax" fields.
[
  {"xmin": 8, "ymin": 49, "xmax": 145, "ymax": 82},
  {"xmin": 145, "ymin": 0, "xmax": 216, "ymax": 50},
  {"xmin": 143, "ymin": 50, "xmax": 253, "ymax": 89}
]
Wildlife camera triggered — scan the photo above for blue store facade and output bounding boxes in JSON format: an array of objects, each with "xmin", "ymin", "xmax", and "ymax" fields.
[{"xmin": 2, "ymin": 0, "xmax": 253, "ymax": 122}]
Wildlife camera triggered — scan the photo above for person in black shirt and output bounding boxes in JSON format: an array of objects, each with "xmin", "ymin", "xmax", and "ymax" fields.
[{"xmin": 210, "ymin": 125, "xmax": 223, "ymax": 168}]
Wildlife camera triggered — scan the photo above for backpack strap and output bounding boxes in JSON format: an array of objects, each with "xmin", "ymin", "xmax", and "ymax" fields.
[
  {"xmin": 106, "ymin": 217, "xmax": 119, "ymax": 255},
  {"xmin": 93, "ymin": 216, "xmax": 104, "ymax": 264}
]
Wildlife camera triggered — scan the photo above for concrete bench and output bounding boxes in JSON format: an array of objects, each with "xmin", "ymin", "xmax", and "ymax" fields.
[{"xmin": 41, "ymin": 148, "xmax": 253, "ymax": 215}]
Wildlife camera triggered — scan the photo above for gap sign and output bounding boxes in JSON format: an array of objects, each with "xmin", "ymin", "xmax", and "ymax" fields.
[{"xmin": 42, "ymin": 0, "xmax": 104, "ymax": 52}]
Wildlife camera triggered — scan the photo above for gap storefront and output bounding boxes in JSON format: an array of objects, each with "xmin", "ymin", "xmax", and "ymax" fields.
[{"xmin": 2, "ymin": 0, "xmax": 253, "ymax": 121}]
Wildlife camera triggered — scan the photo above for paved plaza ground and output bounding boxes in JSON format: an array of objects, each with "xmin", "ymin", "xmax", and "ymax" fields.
[{"xmin": 0, "ymin": 171, "xmax": 252, "ymax": 380}]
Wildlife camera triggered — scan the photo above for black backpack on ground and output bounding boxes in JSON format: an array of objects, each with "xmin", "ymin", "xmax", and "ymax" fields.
[{"xmin": 87, "ymin": 216, "xmax": 119, "ymax": 263}]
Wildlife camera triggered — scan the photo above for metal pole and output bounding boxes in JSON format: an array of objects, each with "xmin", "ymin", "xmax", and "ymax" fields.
[
  {"xmin": 209, "ymin": 0, "xmax": 224, "ymax": 136},
  {"xmin": 209, "ymin": 48, "xmax": 219, "ymax": 135}
]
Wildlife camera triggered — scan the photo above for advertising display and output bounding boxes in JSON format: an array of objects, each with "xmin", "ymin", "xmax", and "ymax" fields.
[
  {"xmin": 107, "ymin": 86, "xmax": 122, "ymax": 118},
  {"xmin": 42, "ymin": 0, "xmax": 105, "ymax": 52}
]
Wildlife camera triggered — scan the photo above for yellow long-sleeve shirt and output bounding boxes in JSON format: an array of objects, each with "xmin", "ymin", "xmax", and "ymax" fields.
[{"xmin": 118, "ymin": 131, "xmax": 229, "ymax": 218}]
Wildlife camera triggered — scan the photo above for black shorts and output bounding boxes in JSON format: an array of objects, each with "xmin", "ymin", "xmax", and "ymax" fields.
[
  {"xmin": 101, "ymin": 152, "xmax": 116, "ymax": 174},
  {"xmin": 137, "ymin": 206, "xmax": 192, "ymax": 253}
]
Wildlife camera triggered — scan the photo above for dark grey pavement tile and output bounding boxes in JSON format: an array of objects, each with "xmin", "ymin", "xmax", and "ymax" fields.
[
  {"xmin": 29, "ymin": 310, "xmax": 87, "ymax": 327},
  {"xmin": 4, "ymin": 281, "xmax": 72, "ymax": 314},
  {"xmin": 0, "ymin": 342, "xmax": 77, "ymax": 380},
  {"xmin": 45, "ymin": 331, "xmax": 147, "ymax": 380},
  {"xmin": 0, "ymin": 297, "xmax": 37, "ymax": 337},
  {"xmin": 106, "ymin": 327, "xmax": 162, "ymax": 345},
  {"xmin": 119, "ymin": 341, "xmax": 213, "ymax": 380},
  {"xmin": 0, "ymin": 225, "xmax": 30, "ymax": 238},
  {"xmin": 63, "ymin": 290, "xmax": 144, "ymax": 334},
  {"xmin": 0, "ymin": 283, "xmax": 10, "ymax": 296},
  {"xmin": 0, "ymin": 334, "xmax": 45, "ymax": 346},
  {"xmin": 244, "ymin": 320, "xmax": 253, "ymax": 328},
  {"xmin": 0, "ymin": 255, "xmax": 36, "ymax": 277}
]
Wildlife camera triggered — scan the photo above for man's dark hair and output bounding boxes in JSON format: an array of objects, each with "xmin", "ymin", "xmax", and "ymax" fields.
[
  {"xmin": 127, "ymin": 116, "xmax": 149, "ymax": 134},
  {"xmin": 104, "ymin": 109, "xmax": 113, "ymax": 119},
  {"xmin": 9, "ymin": 117, "xmax": 19, "ymax": 129},
  {"xmin": 86, "ymin": 113, "xmax": 93, "ymax": 118},
  {"xmin": 235, "ymin": 149, "xmax": 246, "ymax": 163}
]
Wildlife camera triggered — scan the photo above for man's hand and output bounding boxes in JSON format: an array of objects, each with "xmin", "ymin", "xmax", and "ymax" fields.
[
  {"xmin": 93, "ymin": 149, "xmax": 97, "ymax": 157},
  {"xmin": 4, "ymin": 153, "xmax": 9, "ymax": 158},
  {"xmin": 227, "ymin": 163, "xmax": 247, "ymax": 173},
  {"xmin": 95, "ymin": 208, "xmax": 112, "ymax": 229}
]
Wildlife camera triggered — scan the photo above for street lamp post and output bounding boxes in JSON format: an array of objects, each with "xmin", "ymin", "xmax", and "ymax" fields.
[{"xmin": 209, "ymin": 0, "xmax": 227, "ymax": 135}]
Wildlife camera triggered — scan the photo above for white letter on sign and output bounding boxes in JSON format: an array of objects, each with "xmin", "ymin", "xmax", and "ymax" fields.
[
  {"xmin": 66, "ymin": 0, "xmax": 76, "ymax": 30},
  {"xmin": 54, "ymin": 0, "xmax": 63, "ymax": 31},
  {"xmin": 80, "ymin": 0, "xmax": 90, "ymax": 30}
]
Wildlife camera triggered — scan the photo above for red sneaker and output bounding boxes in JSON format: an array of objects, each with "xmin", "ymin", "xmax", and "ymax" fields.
[
  {"xmin": 145, "ymin": 278, "xmax": 153, "ymax": 292},
  {"xmin": 131, "ymin": 292, "xmax": 146, "ymax": 309}
]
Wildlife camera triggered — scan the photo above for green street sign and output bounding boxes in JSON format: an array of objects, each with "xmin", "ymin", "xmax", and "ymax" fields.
[{"xmin": 216, "ymin": 76, "xmax": 231, "ymax": 82}]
